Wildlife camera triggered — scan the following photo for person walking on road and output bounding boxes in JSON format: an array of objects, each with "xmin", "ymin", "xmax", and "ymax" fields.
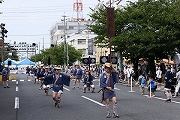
[
  {"xmin": 73, "ymin": 64, "xmax": 83, "ymax": 89},
  {"xmin": 164, "ymin": 66, "xmax": 173, "ymax": 102},
  {"xmin": 173, "ymin": 67, "xmax": 180, "ymax": 98},
  {"xmin": 2, "ymin": 66, "xmax": 10, "ymax": 88},
  {"xmin": 100, "ymin": 63, "xmax": 119, "ymax": 118},
  {"xmin": 43, "ymin": 67, "xmax": 73, "ymax": 108}
]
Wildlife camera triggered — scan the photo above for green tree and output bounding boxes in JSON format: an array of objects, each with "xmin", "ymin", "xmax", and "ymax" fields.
[
  {"xmin": 89, "ymin": 0, "xmax": 180, "ymax": 76},
  {"xmin": 30, "ymin": 43, "xmax": 82, "ymax": 66}
]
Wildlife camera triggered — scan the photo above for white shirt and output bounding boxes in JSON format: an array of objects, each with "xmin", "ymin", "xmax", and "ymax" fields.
[{"xmin": 156, "ymin": 70, "xmax": 162, "ymax": 78}]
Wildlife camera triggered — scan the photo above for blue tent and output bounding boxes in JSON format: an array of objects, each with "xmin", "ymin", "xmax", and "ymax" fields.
[
  {"xmin": 17, "ymin": 58, "xmax": 36, "ymax": 66},
  {"xmin": 4, "ymin": 58, "xmax": 18, "ymax": 66}
]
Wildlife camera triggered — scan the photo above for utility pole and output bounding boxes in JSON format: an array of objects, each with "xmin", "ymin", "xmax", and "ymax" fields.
[{"xmin": 62, "ymin": 14, "xmax": 68, "ymax": 67}]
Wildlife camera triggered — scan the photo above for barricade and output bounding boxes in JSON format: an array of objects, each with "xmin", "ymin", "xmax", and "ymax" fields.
[{"xmin": 9, "ymin": 70, "xmax": 17, "ymax": 80}]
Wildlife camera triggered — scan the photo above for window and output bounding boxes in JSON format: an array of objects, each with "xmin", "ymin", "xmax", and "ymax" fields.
[
  {"xmin": 69, "ymin": 26, "xmax": 74, "ymax": 30},
  {"xmin": 78, "ymin": 39, "xmax": 86, "ymax": 44},
  {"xmin": 58, "ymin": 25, "xmax": 64, "ymax": 30}
]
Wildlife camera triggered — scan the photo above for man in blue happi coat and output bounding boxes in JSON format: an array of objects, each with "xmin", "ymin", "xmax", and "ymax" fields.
[
  {"xmin": 83, "ymin": 70, "xmax": 95, "ymax": 93},
  {"xmin": 42, "ymin": 67, "xmax": 74, "ymax": 108},
  {"xmin": 73, "ymin": 64, "xmax": 83, "ymax": 89},
  {"xmin": 100, "ymin": 63, "xmax": 119, "ymax": 118}
]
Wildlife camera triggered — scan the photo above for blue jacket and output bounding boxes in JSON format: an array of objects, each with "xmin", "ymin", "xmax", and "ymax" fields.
[
  {"xmin": 100, "ymin": 70, "xmax": 119, "ymax": 89},
  {"xmin": 44, "ymin": 73, "xmax": 70, "ymax": 86}
]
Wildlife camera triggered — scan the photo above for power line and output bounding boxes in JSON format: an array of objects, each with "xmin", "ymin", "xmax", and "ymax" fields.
[{"xmin": 8, "ymin": 34, "xmax": 50, "ymax": 36}]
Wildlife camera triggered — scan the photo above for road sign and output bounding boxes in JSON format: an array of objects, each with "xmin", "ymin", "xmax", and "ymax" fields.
[{"xmin": 100, "ymin": 56, "xmax": 117, "ymax": 64}]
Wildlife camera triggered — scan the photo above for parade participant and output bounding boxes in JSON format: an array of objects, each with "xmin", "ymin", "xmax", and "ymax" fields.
[
  {"xmin": 42, "ymin": 67, "xmax": 74, "ymax": 108},
  {"xmin": 173, "ymin": 67, "xmax": 180, "ymax": 98},
  {"xmin": 26, "ymin": 66, "xmax": 31, "ymax": 79},
  {"xmin": 38, "ymin": 65, "xmax": 45, "ymax": 90},
  {"xmin": 73, "ymin": 64, "xmax": 83, "ymax": 89},
  {"xmin": 42, "ymin": 66, "xmax": 52, "ymax": 96},
  {"xmin": 2, "ymin": 66, "xmax": 10, "ymax": 88},
  {"xmin": 100, "ymin": 63, "xmax": 119, "ymax": 118},
  {"xmin": 83, "ymin": 70, "xmax": 95, "ymax": 93},
  {"xmin": 164, "ymin": 66, "xmax": 173, "ymax": 102}
]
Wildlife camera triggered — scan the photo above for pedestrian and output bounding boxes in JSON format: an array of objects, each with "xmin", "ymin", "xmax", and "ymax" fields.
[
  {"xmin": 164, "ymin": 66, "xmax": 173, "ymax": 102},
  {"xmin": 173, "ymin": 67, "xmax": 180, "ymax": 98},
  {"xmin": 100, "ymin": 63, "xmax": 119, "ymax": 118},
  {"xmin": 156, "ymin": 66, "xmax": 162, "ymax": 90},
  {"xmin": 73, "ymin": 64, "xmax": 83, "ymax": 89},
  {"xmin": 139, "ymin": 74, "xmax": 146, "ymax": 95},
  {"xmin": 2, "ymin": 65, "xmax": 10, "ymax": 88},
  {"xmin": 147, "ymin": 75, "xmax": 156, "ymax": 97},
  {"xmin": 43, "ymin": 67, "xmax": 74, "ymax": 108},
  {"xmin": 83, "ymin": 70, "xmax": 95, "ymax": 93}
]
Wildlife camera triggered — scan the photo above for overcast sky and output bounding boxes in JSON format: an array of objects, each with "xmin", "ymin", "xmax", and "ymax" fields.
[{"xmin": 0, "ymin": 0, "xmax": 134, "ymax": 49}]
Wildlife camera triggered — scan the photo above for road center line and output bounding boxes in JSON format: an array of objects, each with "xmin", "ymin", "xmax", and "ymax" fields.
[
  {"xmin": 16, "ymin": 86, "xmax": 18, "ymax": 91},
  {"xmin": 14, "ymin": 97, "xmax": 19, "ymax": 109},
  {"xmin": 82, "ymin": 96, "xmax": 105, "ymax": 107}
]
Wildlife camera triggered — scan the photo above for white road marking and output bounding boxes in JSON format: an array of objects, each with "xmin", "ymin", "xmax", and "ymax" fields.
[
  {"xmin": 82, "ymin": 96, "xmax": 105, "ymax": 107},
  {"xmin": 28, "ymin": 79, "xmax": 31, "ymax": 81},
  {"xmin": 143, "ymin": 95, "xmax": 180, "ymax": 104},
  {"xmin": 20, "ymin": 80, "xmax": 24, "ymax": 81},
  {"xmin": 114, "ymin": 88, "xmax": 121, "ymax": 90},
  {"xmin": 16, "ymin": 86, "xmax": 18, "ymax": 91},
  {"xmin": 16, "ymin": 81, "xmax": 18, "ymax": 85},
  {"xmin": 64, "ymin": 87, "xmax": 70, "ymax": 91},
  {"xmin": 12, "ymin": 80, "xmax": 16, "ymax": 82},
  {"xmin": 14, "ymin": 97, "xmax": 19, "ymax": 109}
]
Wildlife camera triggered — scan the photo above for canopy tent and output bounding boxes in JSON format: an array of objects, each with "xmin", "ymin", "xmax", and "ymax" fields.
[
  {"xmin": 17, "ymin": 58, "xmax": 36, "ymax": 66},
  {"xmin": 4, "ymin": 58, "xmax": 18, "ymax": 66}
]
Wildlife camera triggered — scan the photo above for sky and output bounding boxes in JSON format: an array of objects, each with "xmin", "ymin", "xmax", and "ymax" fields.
[{"xmin": 0, "ymin": 0, "xmax": 135, "ymax": 50}]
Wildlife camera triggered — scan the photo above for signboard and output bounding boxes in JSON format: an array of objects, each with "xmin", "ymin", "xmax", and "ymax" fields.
[
  {"xmin": 106, "ymin": 8, "xmax": 115, "ymax": 38},
  {"xmin": 82, "ymin": 57, "xmax": 96, "ymax": 64},
  {"xmin": 100, "ymin": 56, "xmax": 117, "ymax": 64}
]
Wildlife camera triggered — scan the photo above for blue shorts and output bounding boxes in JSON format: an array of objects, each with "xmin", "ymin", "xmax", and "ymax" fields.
[
  {"xmin": 52, "ymin": 86, "xmax": 63, "ymax": 93},
  {"xmin": 104, "ymin": 89, "xmax": 116, "ymax": 99}
]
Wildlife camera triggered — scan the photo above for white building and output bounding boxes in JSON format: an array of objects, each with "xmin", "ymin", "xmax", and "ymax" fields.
[
  {"xmin": 50, "ymin": 20, "xmax": 97, "ymax": 57},
  {"xmin": 10, "ymin": 41, "xmax": 39, "ymax": 61}
]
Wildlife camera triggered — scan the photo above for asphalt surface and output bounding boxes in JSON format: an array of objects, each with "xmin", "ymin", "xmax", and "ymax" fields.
[{"xmin": 0, "ymin": 73, "xmax": 180, "ymax": 120}]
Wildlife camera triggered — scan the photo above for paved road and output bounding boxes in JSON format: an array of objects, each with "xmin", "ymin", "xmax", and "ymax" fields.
[{"xmin": 0, "ymin": 73, "xmax": 180, "ymax": 120}]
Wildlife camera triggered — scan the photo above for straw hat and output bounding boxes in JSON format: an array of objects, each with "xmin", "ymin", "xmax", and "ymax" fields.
[
  {"xmin": 104, "ymin": 62, "xmax": 111, "ymax": 68},
  {"xmin": 54, "ymin": 67, "xmax": 61, "ymax": 70}
]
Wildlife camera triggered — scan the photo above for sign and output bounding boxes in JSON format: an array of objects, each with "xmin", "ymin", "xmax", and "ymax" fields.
[
  {"xmin": 82, "ymin": 57, "xmax": 96, "ymax": 64},
  {"xmin": 106, "ymin": 8, "xmax": 115, "ymax": 38},
  {"xmin": 100, "ymin": 56, "xmax": 117, "ymax": 64}
]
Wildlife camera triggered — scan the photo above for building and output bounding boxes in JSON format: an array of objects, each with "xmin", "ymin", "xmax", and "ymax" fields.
[
  {"xmin": 10, "ymin": 41, "xmax": 38, "ymax": 61},
  {"xmin": 50, "ymin": 20, "xmax": 97, "ymax": 57}
]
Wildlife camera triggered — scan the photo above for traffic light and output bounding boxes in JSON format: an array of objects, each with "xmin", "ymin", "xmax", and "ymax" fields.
[
  {"xmin": 51, "ymin": 44, "xmax": 54, "ymax": 47},
  {"xmin": 32, "ymin": 43, "xmax": 36, "ymax": 46}
]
